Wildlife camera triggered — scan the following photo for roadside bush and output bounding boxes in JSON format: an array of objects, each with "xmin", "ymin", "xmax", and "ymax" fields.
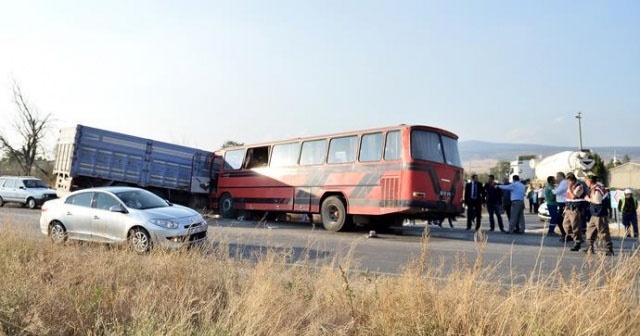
[{"xmin": 0, "ymin": 226, "xmax": 638, "ymax": 335}]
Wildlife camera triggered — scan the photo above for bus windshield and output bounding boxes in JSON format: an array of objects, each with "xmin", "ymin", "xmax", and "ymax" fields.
[{"xmin": 410, "ymin": 130, "xmax": 462, "ymax": 167}]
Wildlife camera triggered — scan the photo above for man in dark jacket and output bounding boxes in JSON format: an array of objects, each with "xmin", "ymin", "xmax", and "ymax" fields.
[
  {"xmin": 484, "ymin": 175, "xmax": 506, "ymax": 232},
  {"xmin": 464, "ymin": 174, "xmax": 485, "ymax": 231}
]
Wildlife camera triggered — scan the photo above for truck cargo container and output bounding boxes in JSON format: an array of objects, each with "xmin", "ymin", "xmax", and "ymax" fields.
[{"xmin": 53, "ymin": 125, "xmax": 214, "ymax": 208}]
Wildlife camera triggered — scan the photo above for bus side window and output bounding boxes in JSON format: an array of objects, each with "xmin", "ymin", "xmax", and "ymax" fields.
[
  {"xmin": 328, "ymin": 136, "xmax": 357, "ymax": 164},
  {"xmin": 300, "ymin": 139, "xmax": 327, "ymax": 165},
  {"xmin": 384, "ymin": 131, "xmax": 401, "ymax": 160},
  {"xmin": 270, "ymin": 142, "xmax": 300, "ymax": 167},
  {"xmin": 245, "ymin": 146, "xmax": 270, "ymax": 169},
  {"xmin": 359, "ymin": 132, "xmax": 383, "ymax": 162},
  {"xmin": 223, "ymin": 149, "xmax": 246, "ymax": 170}
]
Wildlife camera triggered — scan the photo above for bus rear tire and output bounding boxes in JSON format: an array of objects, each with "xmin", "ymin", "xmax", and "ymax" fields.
[
  {"xmin": 219, "ymin": 193, "xmax": 236, "ymax": 219},
  {"xmin": 321, "ymin": 196, "xmax": 352, "ymax": 232}
]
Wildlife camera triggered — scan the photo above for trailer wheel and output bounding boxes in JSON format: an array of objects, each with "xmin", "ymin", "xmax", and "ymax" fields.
[
  {"xmin": 219, "ymin": 193, "xmax": 236, "ymax": 219},
  {"xmin": 321, "ymin": 196, "xmax": 353, "ymax": 232}
]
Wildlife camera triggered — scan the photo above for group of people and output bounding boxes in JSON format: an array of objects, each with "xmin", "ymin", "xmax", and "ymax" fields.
[
  {"xmin": 463, "ymin": 171, "xmax": 638, "ymax": 256},
  {"xmin": 464, "ymin": 173, "xmax": 526, "ymax": 234}
]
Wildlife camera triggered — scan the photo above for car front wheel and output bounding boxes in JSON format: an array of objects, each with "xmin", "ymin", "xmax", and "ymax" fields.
[
  {"xmin": 50, "ymin": 222, "xmax": 68, "ymax": 244},
  {"xmin": 129, "ymin": 228, "xmax": 151, "ymax": 254}
]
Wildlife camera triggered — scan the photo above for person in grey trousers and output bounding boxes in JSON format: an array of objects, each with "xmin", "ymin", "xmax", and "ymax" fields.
[{"xmin": 498, "ymin": 175, "xmax": 526, "ymax": 233}]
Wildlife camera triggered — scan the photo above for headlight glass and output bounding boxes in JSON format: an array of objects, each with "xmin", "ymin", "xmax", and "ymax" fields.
[{"xmin": 149, "ymin": 219, "xmax": 179, "ymax": 229}]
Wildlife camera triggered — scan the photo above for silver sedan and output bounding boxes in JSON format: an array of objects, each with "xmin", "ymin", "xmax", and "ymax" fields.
[{"xmin": 40, "ymin": 187, "xmax": 208, "ymax": 253}]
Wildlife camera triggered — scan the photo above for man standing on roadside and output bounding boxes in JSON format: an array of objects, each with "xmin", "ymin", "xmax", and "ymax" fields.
[
  {"xmin": 498, "ymin": 175, "xmax": 526, "ymax": 234},
  {"xmin": 501, "ymin": 177, "xmax": 512, "ymax": 221},
  {"xmin": 553, "ymin": 172, "xmax": 569, "ymax": 241},
  {"xmin": 563, "ymin": 173, "xmax": 587, "ymax": 251},
  {"xmin": 618, "ymin": 188, "xmax": 639, "ymax": 238},
  {"xmin": 484, "ymin": 174, "xmax": 506, "ymax": 232},
  {"xmin": 584, "ymin": 175, "xmax": 614, "ymax": 255},
  {"xmin": 544, "ymin": 175, "xmax": 560, "ymax": 236},
  {"xmin": 464, "ymin": 174, "xmax": 484, "ymax": 231}
]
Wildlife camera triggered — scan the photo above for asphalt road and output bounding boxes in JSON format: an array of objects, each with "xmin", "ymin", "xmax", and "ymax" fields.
[{"xmin": 2, "ymin": 204, "xmax": 638, "ymax": 285}]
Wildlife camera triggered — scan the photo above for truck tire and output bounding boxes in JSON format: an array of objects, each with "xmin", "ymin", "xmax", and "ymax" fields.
[
  {"xmin": 321, "ymin": 196, "xmax": 353, "ymax": 232},
  {"xmin": 219, "ymin": 193, "xmax": 236, "ymax": 219}
]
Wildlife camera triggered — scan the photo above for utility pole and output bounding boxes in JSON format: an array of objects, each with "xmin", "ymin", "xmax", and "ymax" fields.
[{"xmin": 575, "ymin": 112, "xmax": 583, "ymax": 151}]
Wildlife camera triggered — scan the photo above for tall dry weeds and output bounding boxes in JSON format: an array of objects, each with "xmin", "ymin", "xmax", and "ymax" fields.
[{"xmin": 0, "ymin": 225, "xmax": 638, "ymax": 336}]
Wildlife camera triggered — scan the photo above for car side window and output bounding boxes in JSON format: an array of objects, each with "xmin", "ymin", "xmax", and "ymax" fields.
[
  {"xmin": 65, "ymin": 192, "xmax": 94, "ymax": 207},
  {"xmin": 4, "ymin": 179, "xmax": 16, "ymax": 188},
  {"xmin": 94, "ymin": 192, "xmax": 121, "ymax": 210}
]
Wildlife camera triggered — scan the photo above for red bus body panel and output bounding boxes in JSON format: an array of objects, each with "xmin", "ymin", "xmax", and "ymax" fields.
[{"xmin": 213, "ymin": 125, "xmax": 464, "ymax": 220}]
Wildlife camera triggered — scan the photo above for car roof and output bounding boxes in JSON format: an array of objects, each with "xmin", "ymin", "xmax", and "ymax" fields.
[{"xmin": 72, "ymin": 186, "xmax": 145, "ymax": 194}]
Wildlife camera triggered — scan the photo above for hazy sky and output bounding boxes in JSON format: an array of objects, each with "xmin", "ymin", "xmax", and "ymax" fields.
[{"xmin": 1, "ymin": 0, "xmax": 638, "ymax": 154}]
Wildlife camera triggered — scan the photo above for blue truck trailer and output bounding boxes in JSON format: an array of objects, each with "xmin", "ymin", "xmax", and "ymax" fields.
[{"xmin": 53, "ymin": 125, "xmax": 215, "ymax": 209}]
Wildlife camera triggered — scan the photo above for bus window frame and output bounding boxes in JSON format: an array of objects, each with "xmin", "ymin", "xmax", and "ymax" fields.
[
  {"xmin": 359, "ymin": 132, "xmax": 384, "ymax": 162},
  {"xmin": 383, "ymin": 130, "xmax": 401, "ymax": 161},
  {"xmin": 300, "ymin": 139, "xmax": 328, "ymax": 166}
]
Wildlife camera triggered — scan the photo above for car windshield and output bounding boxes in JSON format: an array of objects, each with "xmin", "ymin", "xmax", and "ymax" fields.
[
  {"xmin": 24, "ymin": 179, "xmax": 49, "ymax": 188},
  {"xmin": 115, "ymin": 190, "xmax": 169, "ymax": 210}
]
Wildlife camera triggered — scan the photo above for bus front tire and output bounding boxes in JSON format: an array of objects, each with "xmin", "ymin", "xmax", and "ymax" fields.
[
  {"xmin": 219, "ymin": 194, "xmax": 236, "ymax": 219},
  {"xmin": 321, "ymin": 196, "xmax": 352, "ymax": 232}
]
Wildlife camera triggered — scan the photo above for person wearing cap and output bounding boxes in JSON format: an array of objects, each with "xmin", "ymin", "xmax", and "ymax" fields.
[
  {"xmin": 618, "ymin": 188, "xmax": 639, "ymax": 238},
  {"xmin": 584, "ymin": 175, "xmax": 614, "ymax": 255}
]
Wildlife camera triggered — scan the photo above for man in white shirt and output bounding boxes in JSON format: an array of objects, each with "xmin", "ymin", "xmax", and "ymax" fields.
[{"xmin": 552, "ymin": 172, "xmax": 569, "ymax": 241}]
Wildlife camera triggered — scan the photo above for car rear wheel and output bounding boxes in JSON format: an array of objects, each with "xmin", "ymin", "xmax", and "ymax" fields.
[
  {"xmin": 49, "ymin": 221, "xmax": 68, "ymax": 244},
  {"xmin": 129, "ymin": 228, "xmax": 151, "ymax": 254},
  {"xmin": 26, "ymin": 198, "xmax": 37, "ymax": 209},
  {"xmin": 0, "ymin": 196, "xmax": 4, "ymax": 207}
]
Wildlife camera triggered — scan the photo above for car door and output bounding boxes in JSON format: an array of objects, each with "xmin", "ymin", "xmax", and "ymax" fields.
[
  {"xmin": 62, "ymin": 192, "xmax": 96, "ymax": 240},
  {"xmin": 14, "ymin": 179, "xmax": 29, "ymax": 203},
  {"xmin": 3, "ymin": 178, "xmax": 18, "ymax": 202},
  {"xmin": 92, "ymin": 191, "xmax": 128, "ymax": 243}
]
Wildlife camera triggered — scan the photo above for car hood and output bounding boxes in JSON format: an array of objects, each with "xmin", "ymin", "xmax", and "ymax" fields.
[{"xmin": 137, "ymin": 205, "xmax": 200, "ymax": 220}]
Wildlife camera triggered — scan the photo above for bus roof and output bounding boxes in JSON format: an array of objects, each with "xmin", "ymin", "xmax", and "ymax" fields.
[{"xmin": 215, "ymin": 124, "xmax": 458, "ymax": 152}]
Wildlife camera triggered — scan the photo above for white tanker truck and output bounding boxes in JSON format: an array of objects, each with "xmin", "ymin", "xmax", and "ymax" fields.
[{"xmin": 509, "ymin": 150, "xmax": 596, "ymax": 182}]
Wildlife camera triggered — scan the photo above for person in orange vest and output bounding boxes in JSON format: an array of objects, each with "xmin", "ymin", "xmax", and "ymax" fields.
[
  {"xmin": 584, "ymin": 175, "xmax": 614, "ymax": 255},
  {"xmin": 562, "ymin": 173, "xmax": 587, "ymax": 251}
]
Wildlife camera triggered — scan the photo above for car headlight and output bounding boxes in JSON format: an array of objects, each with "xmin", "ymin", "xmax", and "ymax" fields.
[{"xmin": 149, "ymin": 219, "xmax": 179, "ymax": 229}]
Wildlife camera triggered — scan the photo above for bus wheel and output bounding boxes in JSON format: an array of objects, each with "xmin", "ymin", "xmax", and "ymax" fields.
[
  {"xmin": 219, "ymin": 193, "xmax": 236, "ymax": 219},
  {"xmin": 321, "ymin": 196, "xmax": 352, "ymax": 232}
]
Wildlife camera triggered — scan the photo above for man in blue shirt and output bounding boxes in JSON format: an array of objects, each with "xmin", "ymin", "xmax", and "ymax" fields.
[{"xmin": 499, "ymin": 174, "xmax": 526, "ymax": 233}]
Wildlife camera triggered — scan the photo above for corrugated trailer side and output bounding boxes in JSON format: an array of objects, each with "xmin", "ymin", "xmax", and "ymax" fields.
[{"xmin": 53, "ymin": 125, "xmax": 213, "ymax": 207}]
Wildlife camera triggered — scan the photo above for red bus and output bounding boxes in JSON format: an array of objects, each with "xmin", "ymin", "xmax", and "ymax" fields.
[{"xmin": 212, "ymin": 124, "xmax": 464, "ymax": 231}]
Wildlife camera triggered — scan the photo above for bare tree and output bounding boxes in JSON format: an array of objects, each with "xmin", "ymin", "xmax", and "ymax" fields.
[
  {"xmin": 0, "ymin": 80, "xmax": 53, "ymax": 176},
  {"xmin": 221, "ymin": 140, "xmax": 244, "ymax": 148}
]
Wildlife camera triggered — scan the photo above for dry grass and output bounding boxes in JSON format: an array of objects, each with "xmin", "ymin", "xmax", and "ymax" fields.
[{"xmin": 0, "ymin": 226, "xmax": 638, "ymax": 336}]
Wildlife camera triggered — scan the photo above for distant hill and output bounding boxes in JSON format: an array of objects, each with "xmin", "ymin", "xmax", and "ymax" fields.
[{"xmin": 460, "ymin": 140, "xmax": 640, "ymax": 165}]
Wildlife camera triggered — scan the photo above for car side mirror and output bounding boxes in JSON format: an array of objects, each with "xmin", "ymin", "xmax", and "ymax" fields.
[
  {"xmin": 19, "ymin": 186, "xmax": 25, "ymax": 190},
  {"xmin": 109, "ymin": 204, "xmax": 129, "ymax": 214}
]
